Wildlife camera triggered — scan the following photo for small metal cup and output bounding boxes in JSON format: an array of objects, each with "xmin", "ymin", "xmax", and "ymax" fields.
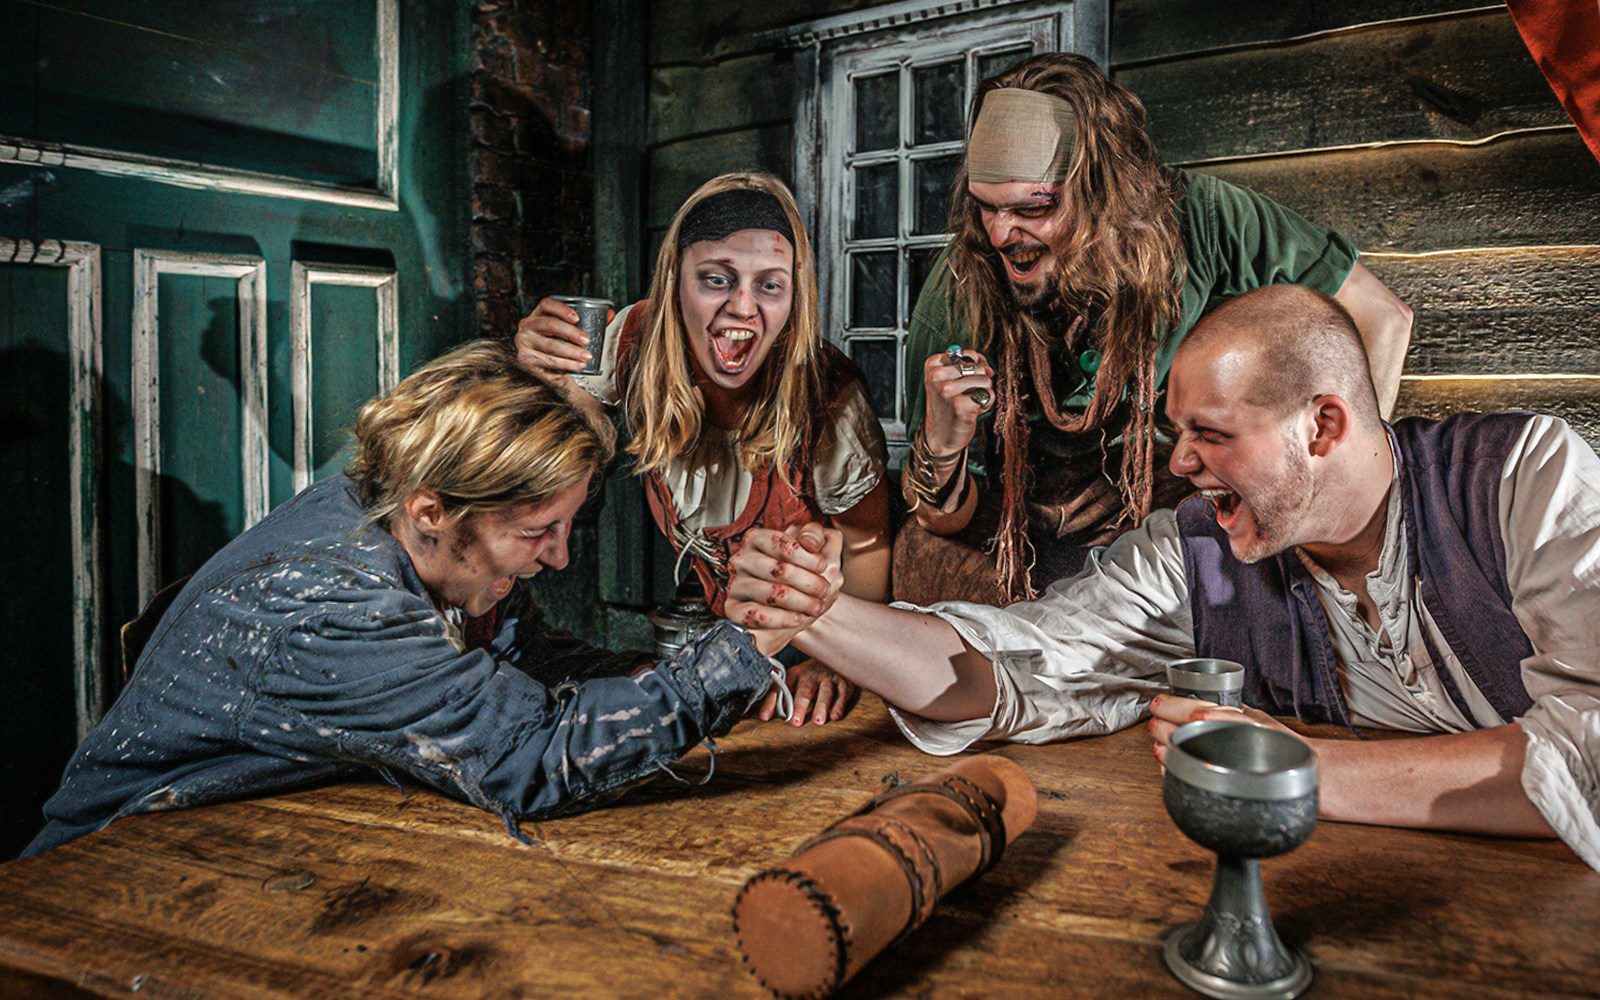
[
  {"xmin": 552, "ymin": 295, "xmax": 613, "ymax": 375},
  {"xmin": 1167, "ymin": 658, "xmax": 1245, "ymax": 708}
]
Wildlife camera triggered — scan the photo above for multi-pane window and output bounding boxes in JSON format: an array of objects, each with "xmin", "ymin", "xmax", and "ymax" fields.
[{"xmin": 812, "ymin": 6, "xmax": 1083, "ymax": 449}]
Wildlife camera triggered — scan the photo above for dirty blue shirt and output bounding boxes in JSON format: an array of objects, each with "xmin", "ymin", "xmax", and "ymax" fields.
[{"xmin": 25, "ymin": 475, "xmax": 773, "ymax": 855}]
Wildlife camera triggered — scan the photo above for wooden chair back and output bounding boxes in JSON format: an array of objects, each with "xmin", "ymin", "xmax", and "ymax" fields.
[{"xmin": 119, "ymin": 576, "xmax": 191, "ymax": 683}]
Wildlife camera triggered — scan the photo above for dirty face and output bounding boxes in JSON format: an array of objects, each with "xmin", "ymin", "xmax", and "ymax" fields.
[
  {"xmin": 424, "ymin": 474, "xmax": 591, "ymax": 617},
  {"xmin": 1166, "ymin": 350, "xmax": 1316, "ymax": 564},
  {"xmin": 967, "ymin": 179, "xmax": 1070, "ymax": 309},
  {"xmin": 677, "ymin": 228, "xmax": 794, "ymax": 395}
]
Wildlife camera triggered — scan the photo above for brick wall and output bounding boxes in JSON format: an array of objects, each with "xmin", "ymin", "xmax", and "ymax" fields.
[{"xmin": 469, "ymin": 0, "xmax": 594, "ymax": 336}]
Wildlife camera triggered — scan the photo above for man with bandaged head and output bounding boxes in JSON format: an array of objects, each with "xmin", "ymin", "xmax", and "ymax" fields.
[{"xmin": 898, "ymin": 53, "xmax": 1413, "ymax": 605}]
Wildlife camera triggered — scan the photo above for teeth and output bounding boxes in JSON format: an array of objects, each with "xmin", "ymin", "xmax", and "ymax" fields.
[
  {"xmin": 718, "ymin": 329, "xmax": 755, "ymax": 341},
  {"xmin": 1200, "ymin": 489, "xmax": 1239, "ymax": 517}
]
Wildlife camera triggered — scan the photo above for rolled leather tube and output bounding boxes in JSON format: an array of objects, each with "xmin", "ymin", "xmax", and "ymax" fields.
[{"xmin": 733, "ymin": 755, "xmax": 1038, "ymax": 999}]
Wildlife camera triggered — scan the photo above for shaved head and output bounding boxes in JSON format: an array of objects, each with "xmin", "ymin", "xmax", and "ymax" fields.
[{"xmin": 1179, "ymin": 285, "xmax": 1382, "ymax": 428}]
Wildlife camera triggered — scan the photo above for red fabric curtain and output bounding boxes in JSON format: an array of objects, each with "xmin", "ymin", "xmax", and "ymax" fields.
[{"xmin": 1505, "ymin": 0, "xmax": 1600, "ymax": 166}]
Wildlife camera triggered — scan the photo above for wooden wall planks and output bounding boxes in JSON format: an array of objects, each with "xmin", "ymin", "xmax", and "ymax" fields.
[
  {"xmin": 1365, "ymin": 248, "xmax": 1600, "ymax": 375},
  {"xmin": 646, "ymin": 124, "xmax": 794, "ymax": 229},
  {"xmin": 1126, "ymin": 10, "xmax": 1563, "ymax": 163},
  {"xmin": 1111, "ymin": 0, "xmax": 1485, "ymax": 64},
  {"xmin": 1196, "ymin": 130, "xmax": 1600, "ymax": 252},
  {"xmin": 648, "ymin": 51, "xmax": 795, "ymax": 147},
  {"xmin": 1398, "ymin": 378, "xmax": 1600, "ymax": 442},
  {"xmin": 648, "ymin": 0, "xmax": 883, "ymax": 65},
  {"xmin": 641, "ymin": 1, "xmax": 906, "ymax": 268},
  {"xmin": 1116, "ymin": 0, "xmax": 1600, "ymax": 439}
]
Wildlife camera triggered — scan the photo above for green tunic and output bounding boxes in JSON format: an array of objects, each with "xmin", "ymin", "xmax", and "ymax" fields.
[{"xmin": 903, "ymin": 169, "xmax": 1360, "ymax": 459}]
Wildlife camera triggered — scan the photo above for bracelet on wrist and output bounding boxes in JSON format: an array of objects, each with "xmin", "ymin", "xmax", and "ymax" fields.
[{"xmin": 907, "ymin": 427, "xmax": 966, "ymax": 508}]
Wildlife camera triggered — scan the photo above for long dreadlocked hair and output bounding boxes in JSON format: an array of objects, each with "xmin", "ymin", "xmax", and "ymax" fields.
[
  {"xmin": 947, "ymin": 53, "xmax": 1186, "ymax": 600},
  {"xmin": 624, "ymin": 172, "xmax": 825, "ymax": 482}
]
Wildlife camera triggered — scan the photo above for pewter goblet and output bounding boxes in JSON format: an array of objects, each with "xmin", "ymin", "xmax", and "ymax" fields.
[
  {"xmin": 1162, "ymin": 720, "xmax": 1318, "ymax": 999},
  {"xmin": 1168, "ymin": 657, "xmax": 1245, "ymax": 707}
]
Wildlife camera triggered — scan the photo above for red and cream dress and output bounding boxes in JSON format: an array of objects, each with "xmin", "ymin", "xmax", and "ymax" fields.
[{"xmin": 575, "ymin": 302, "xmax": 888, "ymax": 616}]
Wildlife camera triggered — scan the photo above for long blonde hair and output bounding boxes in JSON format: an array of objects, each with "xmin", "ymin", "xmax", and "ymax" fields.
[
  {"xmin": 948, "ymin": 54, "xmax": 1186, "ymax": 600},
  {"xmin": 624, "ymin": 172, "xmax": 825, "ymax": 478},
  {"xmin": 348, "ymin": 339, "xmax": 614, "ymax": 526}
]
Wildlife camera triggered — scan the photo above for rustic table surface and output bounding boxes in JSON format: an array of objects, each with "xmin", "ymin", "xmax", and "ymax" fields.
[{"xmin": 1, "ymin": 698, "xmax": 1595, "ymax": 999}]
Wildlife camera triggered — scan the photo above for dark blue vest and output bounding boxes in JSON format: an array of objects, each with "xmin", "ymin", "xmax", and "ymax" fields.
[{"xmin": 1177, "ymin": 412, "xmax": 1537, "ymax": 726}]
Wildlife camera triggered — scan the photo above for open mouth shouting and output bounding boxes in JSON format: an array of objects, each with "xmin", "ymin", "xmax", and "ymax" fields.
[
  {"xmin": 711, "ymin": 326, "xmax": 760, "ymax": 374},
  {"xmin": 1200, "ymin": 488, "xmax": 1242, "ymax": 531},
  {"xmin": 1000, "ymin": 241, "xmax": 1049, "ymax": 280}
]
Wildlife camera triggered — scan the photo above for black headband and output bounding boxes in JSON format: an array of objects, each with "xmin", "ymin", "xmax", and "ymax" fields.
[{"xmin": 677, "ymin": 189, "xmax": 795, "ymax": 250}]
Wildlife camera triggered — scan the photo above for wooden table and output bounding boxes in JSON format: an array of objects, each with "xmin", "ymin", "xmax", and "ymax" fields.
[{"xmin": 0, "ymin": 699, "xmax": 1595, "ymax": 999}]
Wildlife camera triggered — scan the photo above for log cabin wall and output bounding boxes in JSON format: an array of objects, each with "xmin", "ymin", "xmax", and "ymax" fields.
[
  {"xmin": 580, "ymin": 0, "xmax": 1599, "ymax": 639},
  {"xmin": 1114, "ymin": 0, "xmax": 1600, "ymax": 442},
  {"xmin": 640, "ymin": 0, "xmax": 1600, "ymax": 446},
  {"xmin": 641, "ymin": 0, "xmax": 910, "ymax": 266}
]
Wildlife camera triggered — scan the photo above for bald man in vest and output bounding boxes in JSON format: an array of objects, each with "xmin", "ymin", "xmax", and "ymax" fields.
[{"xmin": 728, "ymin": 284, "xmax": 1600, "ymax": 870}]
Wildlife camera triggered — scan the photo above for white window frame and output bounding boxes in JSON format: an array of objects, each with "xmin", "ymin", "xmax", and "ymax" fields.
[{"xmin": 777, "ymin": 0, "xmax": 1103, "ymax": 455}]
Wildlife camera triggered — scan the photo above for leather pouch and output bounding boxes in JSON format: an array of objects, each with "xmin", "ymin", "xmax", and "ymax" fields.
[{"xmin": 732, "ymin": 755, "xmax": 1038, "ymax": 999}]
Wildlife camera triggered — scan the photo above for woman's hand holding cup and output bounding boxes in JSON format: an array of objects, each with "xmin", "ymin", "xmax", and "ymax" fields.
[{"xmin": 515, "ymin": 296, "xmax": 612, "ymax": 374}]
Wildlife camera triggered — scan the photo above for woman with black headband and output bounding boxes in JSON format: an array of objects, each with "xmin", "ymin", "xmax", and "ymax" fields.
[{"xmin": 515, "ymin": 173, "xmax": 891, "ymax": 726}]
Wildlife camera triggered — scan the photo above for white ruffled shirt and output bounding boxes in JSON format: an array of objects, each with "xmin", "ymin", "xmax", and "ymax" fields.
[
  {"xmin": 889, "ymin": 414, "xmax": 1600, "ymax": 872},
  {"xmin": 572, "ymin": 303, "xmax": 888, "ymax": 534}
]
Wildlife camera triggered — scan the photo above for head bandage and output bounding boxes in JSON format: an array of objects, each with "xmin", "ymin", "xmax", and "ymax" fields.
[
  {"xmin": 966, "ymin": 88, "xmax": 1077, "ymax": 184},
  {"xmin": 677, "ymin": 189, "xmax": 795, "ymax": 250}
]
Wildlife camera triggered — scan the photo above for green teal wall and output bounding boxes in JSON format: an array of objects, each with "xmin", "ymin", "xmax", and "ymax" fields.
[{"xmin": 0, "ymin": 0, "xmax": 476, "ymax": 857}]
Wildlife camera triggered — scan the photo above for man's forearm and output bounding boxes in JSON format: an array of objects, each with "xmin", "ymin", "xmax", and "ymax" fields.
[
  {"xmin": 791, "ymin": 594, "xmax": 998, "ymax": 722},
  {"xmin": 1312, "ymin": 723, "xmax": 1555, "ymax": 837},
  {"xmin": 1332, "ymin": 261, "xmax": 1413, "ymax": 418}
]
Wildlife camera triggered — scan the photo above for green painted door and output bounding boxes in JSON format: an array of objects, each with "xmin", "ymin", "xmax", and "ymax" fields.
[{"xmin": 0, "ymin": 0, "xmax": 473, "ymax": 857}]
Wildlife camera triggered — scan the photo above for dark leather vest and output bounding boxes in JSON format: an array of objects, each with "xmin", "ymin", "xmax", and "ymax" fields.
[{"xmin": 1177, "ymin": 412, "xmax": 1537, "ymax": 726}]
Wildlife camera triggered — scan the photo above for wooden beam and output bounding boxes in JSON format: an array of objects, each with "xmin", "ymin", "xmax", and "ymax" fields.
[
  {"xmin": 1123, "ymin": 9, "xmax": 1563, "ymax": 163},
  {"xmin": 1196, "ymin": 130, "xmax": 1600, "ymax": 252},
  {"xmin": 1111, "ymin": 0, "xmax": 1489, "ymax": 66},
  {"xmin": 1365, "ymin": 247, "xmax": 1600, "ymax": 375}
]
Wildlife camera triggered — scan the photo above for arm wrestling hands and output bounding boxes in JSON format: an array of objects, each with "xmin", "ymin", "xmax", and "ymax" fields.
[
  {"xmin": 728, "ymin": 525, "xmax": 1000, "ymax": 724},
  {"xmin": 727, "ymin": 525, "xmax": 860, "ymax": 728},
  {"xmin": 1148, "ymin": 695, "xmax": 1555, "ymax": 839}
]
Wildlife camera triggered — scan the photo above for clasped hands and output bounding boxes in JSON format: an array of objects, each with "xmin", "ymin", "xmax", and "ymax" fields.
[{"xmin": 727, "ymin": 523, "xmax": 853, "ymax": 727}]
